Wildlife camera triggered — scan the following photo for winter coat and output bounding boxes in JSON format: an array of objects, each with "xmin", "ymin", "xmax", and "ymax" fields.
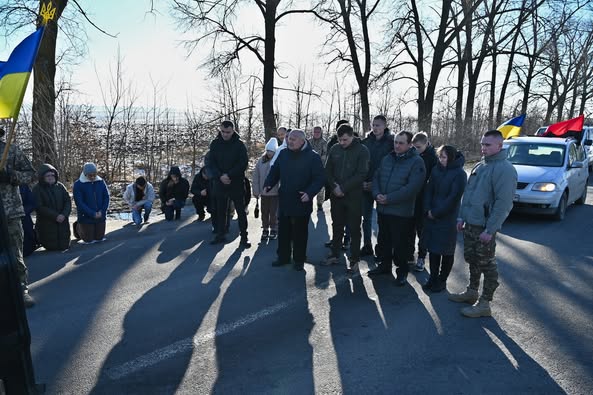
[
  {"xmin": 190, "ymin": 167, "xmax": 210, "ymax": 197},
  {"xmin": 422, "ymin": 152, "xmax": 467, "ymax": 255},
  {"xmin": 459, "ymin": 149, "xmax": 517, "ymax": 234},
  {"xmin": 73, "ymin": 171, "xmax": 109, "ymax": 224},
  {"xmin": 159, "ymin": 166, "xmax": 190, "ymax": 209},
  {"xmin": 208, "ymin": 132, "xmax": 248, "ymax": 198},
  {"xmin": 372, "ymin": 147, "xmax": 426, "ymax": 217},
  {"xmin": 33, "ymin": 164, "xmax": 72, "ymax": 251},
  {"xmin": 20, "ymin": 184, "xmax": 39, "ymax": 256},
  {"xmin": 123, "ymin": 181, "xmax": 155, "ymax": 208},
  {"xmin": 0, "ymin": 141, "xmax": 36, "ymax": 220},
  {"xmin": 252, "ymin": 155, "xmax": 279, "ymax": 197},
  {"xmin": 362, "ymin": 129, "xmax": 394, "ymax": 182},
  {"xmin": 264, "ymin": 141, "xmax": 325, "ymax": 217},
  {"xmin": 325, "ymin": 138, "xmax": 369, "ymax": 202}
]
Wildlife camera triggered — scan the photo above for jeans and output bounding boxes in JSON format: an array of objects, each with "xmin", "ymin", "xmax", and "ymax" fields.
[{"xmin": 131, "ymin": 201, "xmax": 153, "ymax": 225}]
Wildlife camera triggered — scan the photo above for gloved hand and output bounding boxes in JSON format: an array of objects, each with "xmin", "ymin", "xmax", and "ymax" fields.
[{"xmin": 0, "ymin": 169, "xmax": 18, "ymax": 185}]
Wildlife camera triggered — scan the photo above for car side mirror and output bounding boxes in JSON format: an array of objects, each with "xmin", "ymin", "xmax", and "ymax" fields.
[
  {"xmin": 570, "ymin": 161, "xmax": 584, "ymax": 169},
  {"xmin": 584, "ymin": 139, "xmax": 593, "ymax": 146}
]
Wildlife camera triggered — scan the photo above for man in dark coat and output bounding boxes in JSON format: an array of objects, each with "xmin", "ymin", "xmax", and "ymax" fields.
[
  {"xmin": 208, "ymin": 120, "xmax": 251, "ymax": 248},
  {"xmin": 323, "ymin": 124, "xmax": 369, "ymax": 273},
  {"xmin": 410, "ymin": 131, "xmax": 438, "ymax": 271},
  {"xmin": 361, "ymin": 115, "xmax": 394, "ymax": 259},
  {"xmin": 264, "ymin": 129, "xmax": 325, "ymax": 271},
  {"xmin": 191, "ymin": 166, "xmax": 211, "ymax": 222},
  {"xmin": 369, "ymin": 131, "xmax": 426, "ymax": 286},
  {"xmin": 32, "ymin": 164, "xmax": 72, "ymax": 251}
]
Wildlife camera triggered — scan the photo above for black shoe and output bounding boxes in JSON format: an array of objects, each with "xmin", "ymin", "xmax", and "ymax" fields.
[
  {"xmin": 422, "ymin": 277, "xmax": 435, "ymax": 291},
  {"xmin": 261, "ymin": 229, "xmax": 269, "ymax": 241},
  {"xmin": 324, "ymin": 240, "xmax": 333, "ymax": 248},
  {"xmin": 360, "ymin": 244, "xmax": 374, "ymax": 256},
  {"xmin": 210, "ymin": 236, "xmax": 226, "ymax": 245},
  {"xmin": 431, "ymin": 279, "xmax": 447, "ymax": 293},
  {"xmin": 342, "ymin": 238, "xmax": 351, "ymax": 251},
  {"xmin": 240, "ymin": 237, "xmax": 251, "ymax": 249},
  {"xmin": 272, "ymin": 259, "xmax": 290, "ymax": 267},
  {"xmin": 143, "ymin": 214, "xmax": 150, "ymax": 223},
  {"xmin": 197, "ymin": 213, "xmax": 205, "ymax": 221},
  {"xmin": 269, "ymin": 229, "xmax": 278, "ymax": 240},
  {"xmin": 367, "ymin": 264, "xmax": 391, "ymax": 276},
  {"xmin": 394, "ymin": 275, "xmax": 408, "ymax": 287},
  {"xmin": 293, "ymin": 262, "xmax": 304, "ymax": 271}
]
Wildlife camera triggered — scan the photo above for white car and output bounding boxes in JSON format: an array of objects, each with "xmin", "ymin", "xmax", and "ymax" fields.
[{"xmin": 505, "ymin": 136, "xmax": 589, "ymax": 220}]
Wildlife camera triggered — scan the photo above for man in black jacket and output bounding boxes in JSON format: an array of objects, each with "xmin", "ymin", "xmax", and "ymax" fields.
[{"xmin": 208, "ymin": 120, "xmax": 251, "ymax": 248}]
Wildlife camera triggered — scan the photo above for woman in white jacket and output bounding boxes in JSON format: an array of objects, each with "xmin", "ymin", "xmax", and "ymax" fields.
[{"xmin": 123, "ymin": 176, "xmax": 156, "ymax": 225}]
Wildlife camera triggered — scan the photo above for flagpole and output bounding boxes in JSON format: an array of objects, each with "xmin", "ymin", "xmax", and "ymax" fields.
[{"xmin": 0, "ymin": 117, "xmax": 19, "ymax": 169}]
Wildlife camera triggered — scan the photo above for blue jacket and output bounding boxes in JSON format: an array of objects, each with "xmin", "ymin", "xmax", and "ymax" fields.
[
  {"xmin": 372, "ymin": 147, "xmax": 426, "ymax": 217},
  {"xmin": 264, "ymin": 141, "xmax": 325, "ymax": 217},
  {"xmin": 73, "ymin": 173, "xmax": 110, "ymax": 224}
]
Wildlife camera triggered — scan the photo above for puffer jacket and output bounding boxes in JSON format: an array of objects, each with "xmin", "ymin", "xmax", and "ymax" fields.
[
  {"xmin": 32, "ymin": 164, "xmax": 72, "ymax": 251},
  {"xmin": 73, "ymin": 171, "xmax": 110, "ymax": 224},
  {"xmin": 459, "ymin": 149, "xmax": 517, "ymax": 234},
  {"xmin": 423, "ymin": 152, "xmax": 467, "ymax": 255},
  {"xmin": 252, "ymin": 155, "xmax": 278, "ymax": 196},
  {"xmin": 372, "ymin": 147, "xmax": 426, "ymax": 217}
]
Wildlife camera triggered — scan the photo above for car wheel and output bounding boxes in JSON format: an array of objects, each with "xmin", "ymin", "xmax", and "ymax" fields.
[
  {"xmin": 553, "ymin": 192, "xmax": 568, "ymax": 221},
  {"xmin": 576, "ymin": 181, "xmax": 588, "ymax": 205}
]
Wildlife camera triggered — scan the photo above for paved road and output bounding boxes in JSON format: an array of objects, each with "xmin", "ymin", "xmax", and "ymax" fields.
[{"xmin": 25, "ymin": 183, "xmax": 593, "ymax": 394}]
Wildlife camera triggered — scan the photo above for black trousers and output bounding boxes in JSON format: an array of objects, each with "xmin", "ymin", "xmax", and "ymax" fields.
[
  {"xmin": 192, "ymin": 195, "xmax": 210, "ymax": 215},
  {"xmin": 330, "ymin": 197, "xmax": 362, "ymax": 260},
  {"xmin": 216, "ymin": 194, "xmax": 248, "ymax": 238},
  {"xmin": 378, "ymin": 213, "xmax": 415, "ymax": 278},
  {"xmin": 408, "ymin": 197, "xmax": 427, "ymax": 260},
  {"xmin": 278, "ymin": 216, "xmax": 309, "ymax": 264}
]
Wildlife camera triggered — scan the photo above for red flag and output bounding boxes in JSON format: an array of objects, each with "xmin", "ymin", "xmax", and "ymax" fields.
[{"xmin": 544, "ymin": 114, "xmax": 584, "ymax": 137}]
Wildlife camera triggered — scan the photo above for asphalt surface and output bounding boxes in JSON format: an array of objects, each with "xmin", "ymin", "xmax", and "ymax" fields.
[{"xmin": 24, "ymin": 182, "xmax": 593, "ymax": 394}]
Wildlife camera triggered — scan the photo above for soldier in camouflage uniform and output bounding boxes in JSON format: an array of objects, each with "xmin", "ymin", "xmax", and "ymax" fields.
[
  {"xmin": 309, "ymin": 126, "xmax": 328, "ymax": 211},
  {"xmin": 449, "ymin": 129, "xmax": 517, "ymax": 317},
  {"xmin": 0, "ymin": 128, "xmax": 37, "ymax": 307}
]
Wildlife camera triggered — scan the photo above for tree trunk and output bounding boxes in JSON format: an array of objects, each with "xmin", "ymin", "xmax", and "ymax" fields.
[
  {"xmin": 262, "ymin": 3, "xmax": 278, "ymax": 141},
  {"xmin": 488, "ymin": 50, "xmax": 497, "ymax": 129},
  {"xmin": 32, "ymin": 0, "xmax": 67, "ymax": 168}
]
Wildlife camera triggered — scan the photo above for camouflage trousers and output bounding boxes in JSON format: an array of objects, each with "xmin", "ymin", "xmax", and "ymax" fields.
[
  {"xmin": 463, "ymin": 224, "xmax": 499, "ymax": 301},
  {"xmin": 7, "ymin": 218, "xmax": 28, "ymax": 287}
]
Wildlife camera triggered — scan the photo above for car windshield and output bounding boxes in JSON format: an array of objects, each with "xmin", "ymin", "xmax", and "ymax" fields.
[{"xmin": 506, "ymin": 143, "xmax": 565, "ymax": 167}]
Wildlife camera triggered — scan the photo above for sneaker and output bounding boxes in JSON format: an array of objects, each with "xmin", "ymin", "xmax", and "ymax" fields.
[
  {"xmin": 269, "ymin": 229, "xmax": 278, "ymax": 240},
  {"xmin": 240, "ymin": 237, "xmax": 251, "ymax": 249},
  {"xmin": 448, "ymin": 288, "xmax": 479, "ymax": 304},
  {"xmin": 414, "ymin": 257, "xmax": 425, "ymax": 272},
  {"xmin": 360, "ymin": 244, "xmax": 374, "ymax": 257},
  {"xmin": 461, "ymin": 299, "xmax": 492, "ymax": 318},
  {"xmin": 23, "ymin": 292, "xmax": 35, "ymax": 308},
  {"xmin": 321, "ymin": 254, "xmax": 340, "ymax": 266},
  {"xmin": 367, "ymin": 264, "xmax": 391, "ymax": 276},
  {"xmin": 261, "ymin": 229, "xmax": 269, "ymax": 241},
  {"xmin": 422, "ymin": 277, "xmax": 435, "ymax": 291}
]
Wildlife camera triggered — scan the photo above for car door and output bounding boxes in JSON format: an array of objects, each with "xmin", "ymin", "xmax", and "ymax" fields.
[{"xmin": 567, "ymin": 143, "xmax": 587, "ymax": 202}]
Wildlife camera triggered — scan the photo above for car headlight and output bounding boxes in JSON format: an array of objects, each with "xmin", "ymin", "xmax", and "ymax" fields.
[{"xmin": 532, "ymin": 182, "xmax": 556, "ymax": 192}]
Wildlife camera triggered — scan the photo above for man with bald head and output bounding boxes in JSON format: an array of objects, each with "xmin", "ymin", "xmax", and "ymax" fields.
[{"xmin": 264, "ymin": 129, "xmax": 325, "ymax": 271}]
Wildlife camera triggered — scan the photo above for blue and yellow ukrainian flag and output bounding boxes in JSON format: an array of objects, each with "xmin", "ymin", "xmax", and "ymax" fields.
[
  {"xmin": 0, "ymin": 27, "xmax": 44, "ymax": 119},
  {"xmin": 498, "ymin": 114, "xmax": 526, "ymax": 139}
]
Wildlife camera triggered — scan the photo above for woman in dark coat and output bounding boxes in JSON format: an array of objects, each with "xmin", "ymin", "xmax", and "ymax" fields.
[
  {"xmin": 159, "ymin": 166, "xmax": 190, "ymax": 221},
  {"xmin": 422, "ymin": 146, "xmax": 467, "ymax": 292},
  {"xmin": 32, "ymin": 164, "xmax": 72, "ymax": 251}
]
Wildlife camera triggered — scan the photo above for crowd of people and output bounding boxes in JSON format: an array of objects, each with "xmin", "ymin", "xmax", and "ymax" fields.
[{"xmin": 1, "ymin": 118, "xmax": 517, "ymax": 318}]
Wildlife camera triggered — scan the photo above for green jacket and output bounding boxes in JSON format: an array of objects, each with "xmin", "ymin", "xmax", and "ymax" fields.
[
  {"xmin": 325, "ymin": 138, "xmax": 369, "ymax": 201},
  {"xmin": 459, "ymin": 149, "xmax": 517, "ymax": 234}
]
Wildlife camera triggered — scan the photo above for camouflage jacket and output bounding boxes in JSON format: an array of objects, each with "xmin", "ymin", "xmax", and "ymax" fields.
[
  {"xmin": 0, "ymin": 141, "xmax": 36, "ymax": 219},
  {"xmin": 309, "ymin": 137, "xmax": 328, "ymax": 163}
]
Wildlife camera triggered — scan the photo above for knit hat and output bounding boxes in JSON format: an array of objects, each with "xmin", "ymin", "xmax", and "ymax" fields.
[
  {"xmin": 83, "ymin": 162, "xmax": 97, "ymax": 175},
  {"xmin": 265, "ymin": 137, "xmax": 278, "ymax": 152}
]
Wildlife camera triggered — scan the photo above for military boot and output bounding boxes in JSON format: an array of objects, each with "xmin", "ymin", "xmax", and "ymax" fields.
[
  {"xmin": 448, "ymin": 287, "xmax": 479, "ymax": 304},
  {"xmin": 461, "ymin": 299, "xmax": 491, "ymax": 318}
]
